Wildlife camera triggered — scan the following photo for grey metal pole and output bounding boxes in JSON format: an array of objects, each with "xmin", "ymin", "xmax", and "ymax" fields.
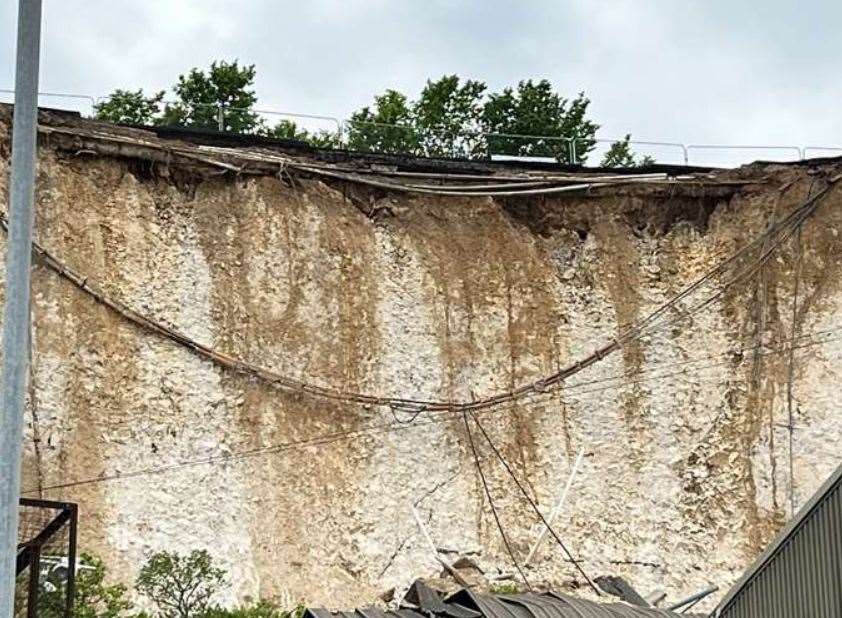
[
  {"xmin": 0, "ymin": 1, "xmax": 43, "ymax": 616},
  {"xmin": 667, "ymin": 585, "xmax": 719, "ymax": 611},
  {"xmin": 524, "ymin": 446, "xmax": 584, "ymax": 566}
]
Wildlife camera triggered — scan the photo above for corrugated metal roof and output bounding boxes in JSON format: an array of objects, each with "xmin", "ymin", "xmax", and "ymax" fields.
[
  {"xmin": 305, "ymin": 581, "xmax": 695, "ymax": 618},
  {"xmin": 715, "ymin": 462, "xmax": 842, "ymax": 617}
]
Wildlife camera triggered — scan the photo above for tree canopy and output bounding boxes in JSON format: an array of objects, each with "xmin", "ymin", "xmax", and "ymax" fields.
[
  {"xmin": 482, "ymin": 81, "xmax": 597, "ymax": 162},
  {"xmin": 600, "ymin": 134, "xmax": 656, "ymax": 167},
  {"xmin": 136, "ymin": 550, "xmax": 225, "ymax": 618},
  {"xmin": 159, "ymin": 60, "xmax": 261, "ymax": 133},
  {"xmin": 28, "ymin": 550, "xmax": 303, "ymax": 618},
  {"xmin": 95, "ymin": 60, "xmax": 262, "ymax": 133},
  {"xmin": 94, "ymin": 89, "xmax": 164, "ymax": 125},
  {"xmin": 346, "ymin": 90, "xmax": 420, "ymax": 154},
  {"xmin": 266, "ymin": 119, "xmax": 342, "ymax": 148},
  {"xmin": 94, "ymin": 62, "xmax": 653, "ymax": 164},
  {"xmin": 346, "ymin": 76, "xmax": 599, "ymax": 163},
  {"xmin": 413, "ymin": 75, "xmax": 487, "ymax": 158}
]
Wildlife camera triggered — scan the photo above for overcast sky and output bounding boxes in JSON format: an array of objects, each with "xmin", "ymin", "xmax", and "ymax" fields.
[{"xmin": 2, "ymin": 1, "xmax": 840, "ymax": 164}]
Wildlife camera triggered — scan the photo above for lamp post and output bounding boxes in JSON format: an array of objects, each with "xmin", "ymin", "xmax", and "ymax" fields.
[{"xmin": 0, "ymin": 1, "xmax": 43, "ymax": 615}]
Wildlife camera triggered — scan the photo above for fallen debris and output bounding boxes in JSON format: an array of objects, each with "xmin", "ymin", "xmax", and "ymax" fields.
[
  {"xmin": 306, "ymin": 579, "xmax": 703, "ymax": 618},
  {"xmin": 595, "ymin": 575, "xmax": 650, "ymax": 607}
]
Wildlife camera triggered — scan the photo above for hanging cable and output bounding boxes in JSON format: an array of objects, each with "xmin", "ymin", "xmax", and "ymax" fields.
[
  {"xmin": 784, "ymin": 179, "xmax": 816, "ymax": 517},
  {"xmin": 467, "ymin": 411, "xmax": 602, "ymax": 596},
  {"xmin": 1, "ymin": 177, "xmax": 834, "ymax": 421},
  {"xmin": 462, "ymin": 411, "xmax": 532, "ymax": 591},
  {"xmin": 786, "ymin": 221, "xmax": 802, "ymax": 519},
  {"xmin": 21, "ymin": 325, "xmax": 842, "ymax": 496}
]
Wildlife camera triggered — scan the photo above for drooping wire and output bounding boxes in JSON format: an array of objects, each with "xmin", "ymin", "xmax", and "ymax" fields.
[
  {"xmin": 467, "ymin": 411, "xmax": 602, "ymax": 596},
  {"xmin": 618, "ymin": 178, "xmax": 834, "ymax": 346},
  {"xmin": 389, "ymin": 403, "xmax": 427, "ymax": 424},
  {"xmin": 22, "ymin": 322, "xmax": 842, "ymax": 495},
  {"xmin": 1, "ymin": 175, "xmax": 835, "ymax": 419},
  {"xmin": 462, "ymin": 411, "xmax": 532, "ymax": 591},
  {"xmin": 784, "ymin": 178, "xmax": 816, "ymax": 517}
]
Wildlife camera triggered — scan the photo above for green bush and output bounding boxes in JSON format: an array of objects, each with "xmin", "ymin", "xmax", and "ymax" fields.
[
  {"xmin": 37, "ymin": 553, "xmax": 135, "ymax": 618},
  {"xmin": 136, "ymin": 550, "xmax": 225, "ymax": 618},
  {"xmin": 27, "ymin": 549, "xmax": 302, "ymax": 618},
  {"xmin": 489, "ymin": 582, "xmax": 521, "ymax": 595},
  {"xmin": 202, "ymin": 600, "xmax": 305, "ymax": 618}
]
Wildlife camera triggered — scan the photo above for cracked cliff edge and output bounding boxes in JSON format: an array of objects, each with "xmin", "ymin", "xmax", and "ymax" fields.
[{"xmin": 2, "ymin": 104, "xmax": 842, "ymax": 614}]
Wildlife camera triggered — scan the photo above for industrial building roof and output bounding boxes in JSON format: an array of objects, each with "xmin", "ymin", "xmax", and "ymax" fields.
[
  {"xmin": 304, "ymin": 581, "xmax": 698, "ymax": 618},
  {"xmin": 715, "ymin": 462, "xmax": 842, "ymax": 617}
]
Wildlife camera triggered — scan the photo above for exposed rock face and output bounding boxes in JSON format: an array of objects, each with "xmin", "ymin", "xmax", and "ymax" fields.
[{"xmin": 1, "ymin": 115, "xmax": 841, "ymax": 613}]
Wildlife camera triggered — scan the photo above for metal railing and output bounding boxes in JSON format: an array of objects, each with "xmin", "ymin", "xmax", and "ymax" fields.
[
  {"xmin": 342, "ymin": 119, "xmax": 579, "ymax": 161},
  {"xmin": 803, "ymin": 146, "xmax": 842, "ymax": 159},
  {"xmin": 686, "ymin": 144, "xmax": 804, "ymax": 166},
  {"xmin": 255, "ymin": 109, "xmax": 343, "ymax": 134},
  {"xmin": 593, "ymin": 138, "xmax": 689, "ymax": 165},
  {"xmin": 0, "ymin": 89, "xmax": 95, "ymax": 116},
  {"xmin": 145, "ymin": 99, "xmax": 345, "ymax": 135},
  {"xmin": 3, "ymin": 88, "xmax": 842, "ymax": 167}
]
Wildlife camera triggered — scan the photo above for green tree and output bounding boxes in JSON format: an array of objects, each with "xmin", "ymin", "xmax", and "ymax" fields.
[
  {"xmin": 481, "ymin": 80, "xmax": 597, "ymax": 163},
  {"xmin": 267, "ymin": 119, "xmax": 311, "ymax": 141},
  {"xmin": 265, "ymin": 120, "xmax": 342, "ymax": 149},
  {"xmin": 136, "ymin": 550, "xmax": 225, "ymax": 618},
  {"xmin": 203, "ymin": 601, "xmax": 305, "ymax": 618},
  {"xmin": 94, "ymin": 89, "xmax": 164, "ymax": 125},
  {"xmin": 159, "ymin": 60, "xmax": 261, "ymax": 133},
  {"xmin": 346, "ymin": 90, "xmax": 420, "ymax": 154},
  {"xmin": 306, "ymin": 130, "xmax": 344, "ymax": 149},
  {"xmin": 38, "ymin": 553, "xmax": 134, "ymax": 618},
  {"xmin": 413, "ymin": 75, "xmax": 486, "ymax": 158},
  {"xmin": 600, "ymin": 134, "xmax": 656, "ymax": 167}
]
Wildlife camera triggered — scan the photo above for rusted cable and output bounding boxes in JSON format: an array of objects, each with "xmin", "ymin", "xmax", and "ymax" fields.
[
  {"xmin": 0, "ymin": 176, "xmax": 833, "ymax": 419},
  {"xmin": 0, "ymin": 148, "xmax": 833, "ymax": 421},
  {"xmin": 22, "ymin": 324, "xmax": 842, "ymax": 495}
]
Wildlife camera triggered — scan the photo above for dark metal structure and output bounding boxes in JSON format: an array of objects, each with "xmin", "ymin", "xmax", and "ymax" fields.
[
  {"xmin": 306, "ymin": 580, "xmax": 696, "ymax": 618},
  {"xmin": 715, "ymin": 463, "xmax": 842, "ymax": 617},
  {"xmin": 15, "ymin": 498, "xmax": 77, "ymax": 618}
]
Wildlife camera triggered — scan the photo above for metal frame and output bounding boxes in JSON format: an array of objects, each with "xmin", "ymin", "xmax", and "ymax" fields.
[{"xmin": 16, "ymin": 498, "xmax": 78, "ymax": 618}]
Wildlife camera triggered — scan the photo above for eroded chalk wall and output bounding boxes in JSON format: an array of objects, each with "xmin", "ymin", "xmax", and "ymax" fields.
[{"xmin": 1, "ymin": 132, "xmax": 841, "ymax": 612}]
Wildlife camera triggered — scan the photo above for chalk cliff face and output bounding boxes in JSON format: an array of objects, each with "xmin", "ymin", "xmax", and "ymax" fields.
[{"xmin": 1, "ymin": 114, "xmax": 841, "ymax": 612}]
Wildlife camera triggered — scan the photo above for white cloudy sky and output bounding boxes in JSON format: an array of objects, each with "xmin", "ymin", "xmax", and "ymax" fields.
[{"xmin": 1, "ymin": 1, "xmax": 840, "ymax": 164}]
